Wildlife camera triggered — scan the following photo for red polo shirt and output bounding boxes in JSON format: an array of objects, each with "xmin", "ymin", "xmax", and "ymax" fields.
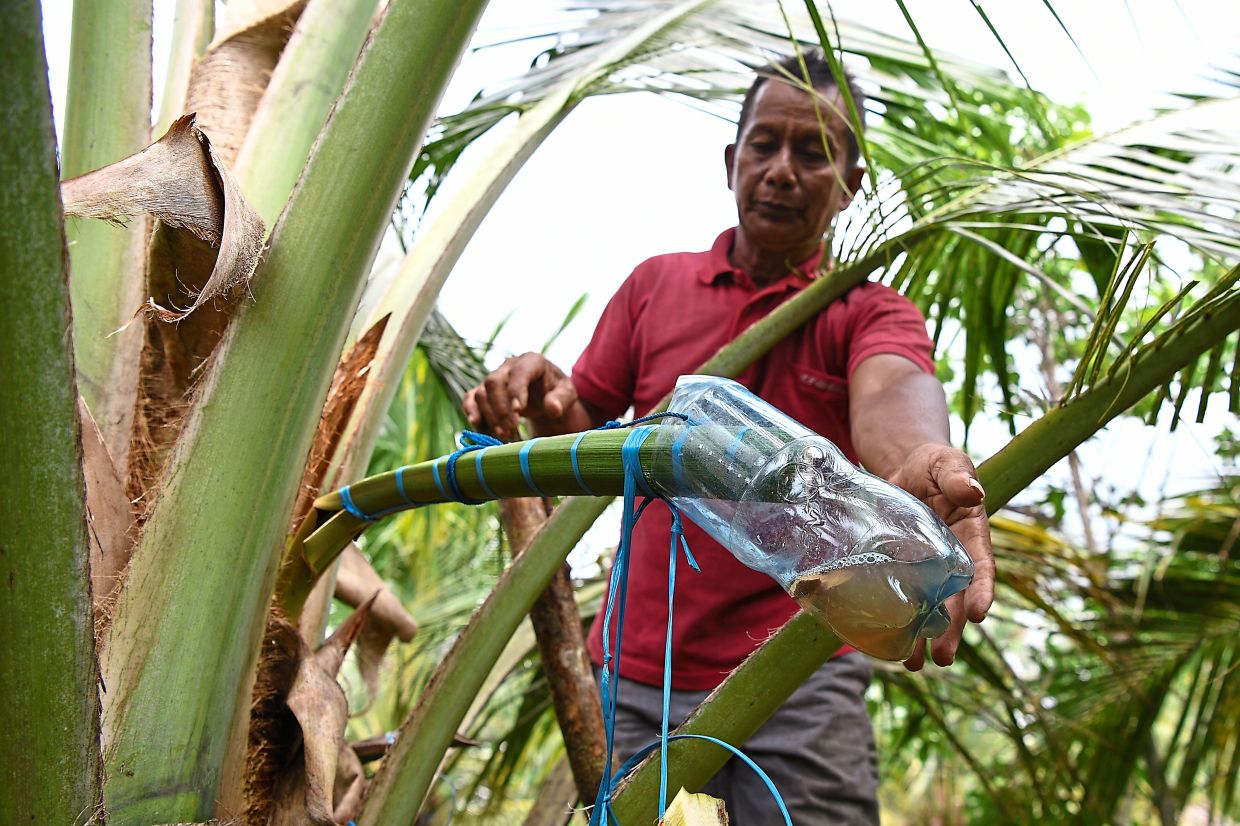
[{"xmin": 574, "ymin": 228, "xmax": 936, "ymax": 689}]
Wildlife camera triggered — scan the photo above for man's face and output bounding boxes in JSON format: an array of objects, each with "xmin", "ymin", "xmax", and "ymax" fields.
[{"xmin": 726, "ymin": 80, "xmax": 863, "ymax": 258}]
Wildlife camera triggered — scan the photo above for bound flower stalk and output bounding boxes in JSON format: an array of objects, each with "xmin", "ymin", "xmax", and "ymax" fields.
[{"xmin": 308, "ymin": 376, "xmax": 974, "ymax": 661}]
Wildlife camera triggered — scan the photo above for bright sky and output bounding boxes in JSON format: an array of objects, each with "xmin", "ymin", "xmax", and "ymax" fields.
[{"xmin": 40, "ymin": 0, "xmax": 1239, "ymax": 543}]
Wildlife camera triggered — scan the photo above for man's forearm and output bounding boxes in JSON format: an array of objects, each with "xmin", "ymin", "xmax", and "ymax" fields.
[{"xmin": 849, "ymin": 355, "xmax": 952, "ymax": 480}]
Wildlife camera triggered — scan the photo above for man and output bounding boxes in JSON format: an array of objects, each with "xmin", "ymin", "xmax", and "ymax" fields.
[{"xmin": 465, "ymin": 52, "xmax": 994, "ymax": 824}]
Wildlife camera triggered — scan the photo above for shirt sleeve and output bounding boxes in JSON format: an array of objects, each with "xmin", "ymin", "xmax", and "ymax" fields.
[
  {"xmin": 843, "ymin": 283, "xmax": 936, "ymax": 379},
  {"xmin": 572, "ymin": 269, "xmax": 641, "ymax": 419}
]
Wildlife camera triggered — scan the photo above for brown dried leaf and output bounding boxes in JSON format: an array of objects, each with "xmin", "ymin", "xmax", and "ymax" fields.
[
  {"xmin": 78, "ymin": 397, "xmax": 135, "ymax": 623},
  {"xmin": 335, "ymin": 543, "xmax": 417, "ymax": 699},
  {"xmin": 335, "ymin": 544, "xmax": 416, "ymax": 640},
  {"xmin": 278, "ymin": 596, "xmax": 375, "ymax": 824},
  {"xmin": 60, "ymin": 114, "xmax": 265, "ymax": 322},
  {"xmin": 348, "ymin": 732, "xmax": 393, "ymax": 764}
]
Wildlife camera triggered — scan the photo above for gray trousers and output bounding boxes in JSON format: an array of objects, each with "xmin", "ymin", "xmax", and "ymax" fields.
[{"xmin": 598, "ymin": 653, "xmax": 879, "ymax": 825}]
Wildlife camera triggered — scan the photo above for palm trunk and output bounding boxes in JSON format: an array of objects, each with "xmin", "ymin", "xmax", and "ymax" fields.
[{"xmin": 0, "ymin": 4, "xmax": 102, "ymax": 818}]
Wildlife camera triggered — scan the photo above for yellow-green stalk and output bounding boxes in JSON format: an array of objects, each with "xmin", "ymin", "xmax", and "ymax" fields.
[{"xmin": 61, "ymin": 0, "xmax": 151, "ymax": 464}]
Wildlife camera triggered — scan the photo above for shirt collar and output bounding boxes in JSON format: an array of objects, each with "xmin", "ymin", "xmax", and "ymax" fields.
[{"xmin": 700, "ymin": 228, "xmax": 830, "ymax": 291}]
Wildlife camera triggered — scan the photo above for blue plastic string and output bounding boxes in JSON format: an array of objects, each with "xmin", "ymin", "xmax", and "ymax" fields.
[
  {"xmin": 518, "ymin": 438, "xmax": 549, "ymax": 497},
  {"xmin": 346, "ymin": 410, "xmax": 788, "ymax": 823},
  {"xmin": 570, "ymin": 432, "xmax": 598, "ymax": 495},
  {"xmin": 430, "ymin": 458, "xmax": 450, "ymax": 501},
  {"xmin": 394, "ymin": 466, "xmax": 414, "ymax": 506},
  {"xmin": 338, "ymin": 485, "xmax": 370, "ymax": 521},
  {"xmin": 590, "ymin": 425, "xmax": 656, "ymax": 826},
  {"xmin": 473, "ymin": 448, "xmax": 499, "ymax": 500},
  {"xmin": 444, "ymin": 453, "xmax": 481, "ymax": 505},
  {"xmin": 335, "ymin": 491, "xmax": 408, "ymax": 523},
  {"xmin": 604, "ymin": 734, "xmax": 793, "ymax": 826},
  {"xmin": 440, "ymin": 431, "xmax": 503, "ymax": 504},
  {"xmin": 580, "ymin": 411, "xmax": 789, "ymax": 826},
  {"xmin": 659, "ymin": 507, "xmax": 700, "ymax": 817}
]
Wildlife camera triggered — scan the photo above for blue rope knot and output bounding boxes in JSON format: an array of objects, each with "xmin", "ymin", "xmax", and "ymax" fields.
[{"xmin": 433, "ymin": 430, "xmax": 503, "ymax": 505}]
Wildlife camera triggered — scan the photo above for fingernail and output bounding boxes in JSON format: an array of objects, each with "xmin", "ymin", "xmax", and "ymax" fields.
[{"xmin": 967, "ymin": 478, "xmax": 986, "ymax": 499}]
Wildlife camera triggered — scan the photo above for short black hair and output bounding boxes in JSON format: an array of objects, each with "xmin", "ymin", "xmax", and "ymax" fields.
[{"xmin": 736, "ymin": 51, "xmax": 866, "ymax": 169}]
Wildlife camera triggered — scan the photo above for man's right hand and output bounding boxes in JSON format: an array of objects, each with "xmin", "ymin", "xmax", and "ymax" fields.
[{"xmin": 463, "ymin": 352, "xmax": 583, "ymax": 440}]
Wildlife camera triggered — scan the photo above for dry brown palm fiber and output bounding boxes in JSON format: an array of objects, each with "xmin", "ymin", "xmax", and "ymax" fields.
[
  {"xmin": 242, "ymin": 610, "xmax": 303, "ymax": 825},
  {"xmin": 184, "ymin": 0, "xmax": 308, "ymax": 166},
  {"xmin": 60, "ymin": 114, "xmax": 264, "ymax": 320},
  {"xmin": 286, "ymin": 316, "xmax": 390, "ymax": 544},
  {"xmin": 243, "ymin": 596, "xmax": 375, "ymax": 824},
  {"xmin": 268, "ymin": 316, "xmax": 391, "ymax": 642},
  {"xmin": 72, "ymin": 0, "xmax": 306, "ymax": 521}
]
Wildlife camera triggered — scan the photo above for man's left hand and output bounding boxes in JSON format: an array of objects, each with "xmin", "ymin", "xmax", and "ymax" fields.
[{"xmin": 884, "ymin": 443, "xmax": 994, "ymax": 670}]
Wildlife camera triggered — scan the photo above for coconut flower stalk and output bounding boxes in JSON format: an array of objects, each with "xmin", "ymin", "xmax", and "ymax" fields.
[{"xmin": 307, "ymin": 426, "xmax": 669, "ymax": 573}]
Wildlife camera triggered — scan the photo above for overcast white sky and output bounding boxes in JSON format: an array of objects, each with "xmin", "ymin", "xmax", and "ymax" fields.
[{"xmin": 40, "ymin": 1, "xmax": 1239, "ymax": 542}]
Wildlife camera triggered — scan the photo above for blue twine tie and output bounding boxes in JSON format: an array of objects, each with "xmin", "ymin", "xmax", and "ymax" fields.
[
  {"xmin": 658, "ymin": 507, "xmax": 699, "ymax": 815},
  {"xmin": 339, "ymin": 486, "xmax": 370, "ymax": 521},
  {"xmin": 725, "ymin": 425, "xmax": 751, "ymax": 471},
  {"xmin": 519, "ymin": 438, "xmax": 550, "ymax": 498},
  {"xmin": 570, "ymin": 432, "xmax": 598, "ymax": 496},
  {"xmin": 474, "ymin": 448, "xmax": 499, "ymax": 500},
  {"xmin": 444, "ymin": 430, "xmax": 503, "ymax": 504},
  {"xmin": 338, "ymin": 487, "xmax": 411, "ymax": 523}
]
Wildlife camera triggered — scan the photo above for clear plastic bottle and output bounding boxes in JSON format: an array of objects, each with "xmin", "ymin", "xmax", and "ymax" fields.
[{"xmin": 647, "ymin": 375, "xmax": 975, "ymax": 661}]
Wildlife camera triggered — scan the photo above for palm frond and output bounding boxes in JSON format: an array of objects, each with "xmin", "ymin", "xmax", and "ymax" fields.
[
  {"xmin": 401, "ymin": 0, "xmax": 1038, "ymax": 233},
  {"xmin": 852, "ymin": 91, "xmax": 1240, "ymax": 429}
]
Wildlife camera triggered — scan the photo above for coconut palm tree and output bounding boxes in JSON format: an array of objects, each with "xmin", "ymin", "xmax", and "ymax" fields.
[{"xmin": 3, "ymin": 1, "xmax": 1238, "ymax": 824}]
